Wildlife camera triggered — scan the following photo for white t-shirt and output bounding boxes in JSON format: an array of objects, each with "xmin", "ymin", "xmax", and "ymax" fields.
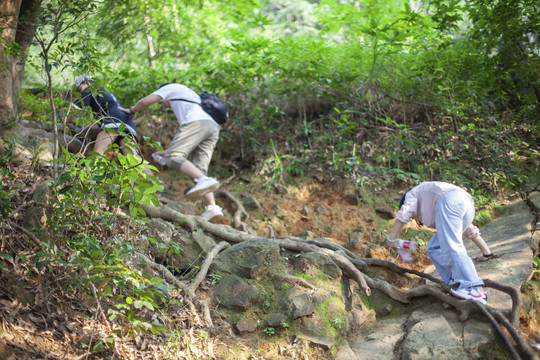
[
  {"xmin": 152, "ymin": 83, "xmax": 213, "ymax": 126},
  {"xmin": 396, "ymin": 181, "xmax": 480, "ymax": 238}
]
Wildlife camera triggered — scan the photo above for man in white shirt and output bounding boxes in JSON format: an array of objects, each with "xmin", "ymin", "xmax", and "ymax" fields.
[{"xmin": 125, "ymin": 83, "xmax": 224, "ymax": 222}]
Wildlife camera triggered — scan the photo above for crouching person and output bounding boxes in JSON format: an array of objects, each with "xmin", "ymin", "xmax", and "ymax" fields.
[{"xmin": 387, "ymin": 181, "xmax": 489, "ymax": 305}]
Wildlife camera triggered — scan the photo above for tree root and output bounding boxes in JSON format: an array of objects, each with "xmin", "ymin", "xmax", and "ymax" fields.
[
  {"xmin": 474, "ymin": 302, "xmax": 521, "ymax": 360},
  {"xmin": 141, "ymin": 204, "xmax": 536, "ymax": 359},
  {"xmin": 215, "ymin": 189, "xmax": 249, "ymax": 231},
  {"xmin": 185, "ymin": 299, "xmax": 202, "ymax": 326},
  {"xmin": 133, "ymin": 252, "xmax": 187, "ymax": 291},
  {"xmin": 198, "ymin": 300, "xmax": 213, "ymax": 328},
  {"xmin": 485, "ymin": 305, "xmax": 539, "ymax": 360},
  {"xmin": 483, "ymin": 279, "xmax": 522, "ymax": 326},
  {"xmin": 273, "ymin": 274, "xmax": 316, "ymax": 290},
  {"xmin": 274, "ymin": 237, "xmax": 371, "ymax": 295},
  {"xmin": 184, "ymin": 241, "xmax": 230, "ymax": 299}
]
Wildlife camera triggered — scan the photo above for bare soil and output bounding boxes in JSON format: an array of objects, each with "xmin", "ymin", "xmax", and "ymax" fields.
[{"xmin": 0, "ymin": 160, "xmax": 538, "ymax": 359}]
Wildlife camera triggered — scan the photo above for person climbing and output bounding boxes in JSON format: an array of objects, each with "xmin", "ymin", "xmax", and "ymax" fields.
[
  {"xmin": 123, "ymin": 82, "xmax": 224, "ymax": 223},
  {"xmin": 386, "ymin": 181, "xmax": 495, "ymax": 305},
  {"xmin": 72, "ymin": 74, "xmax": 153, "ymax": 176}
]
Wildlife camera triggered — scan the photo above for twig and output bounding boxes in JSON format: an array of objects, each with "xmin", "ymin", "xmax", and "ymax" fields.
[{"xmin": 7, "ymin": 221, "xmax": 41, "ymax": 247}]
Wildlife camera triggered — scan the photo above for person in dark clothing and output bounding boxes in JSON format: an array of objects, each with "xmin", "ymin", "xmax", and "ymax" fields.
[{"xmin": 73, "ymin": 74, "xmax": 141, "ymax": 157}]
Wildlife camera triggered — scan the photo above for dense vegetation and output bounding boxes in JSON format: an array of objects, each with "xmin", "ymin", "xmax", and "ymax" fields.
[
  {"xmin": 1, "ymin": 0, "xmax": 539, "ymax": 358},
  {"xmin": 17, "ymin": 0, "xmax": 539, "ymax": 193}
]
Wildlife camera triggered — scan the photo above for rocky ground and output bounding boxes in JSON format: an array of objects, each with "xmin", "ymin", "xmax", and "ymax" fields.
[{"xmin": 0, "ymin": 120, "xmax": 539, "ymax": 359}]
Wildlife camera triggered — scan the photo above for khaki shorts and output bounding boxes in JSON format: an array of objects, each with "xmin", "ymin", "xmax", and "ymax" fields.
[{"xmin": 165, "ymin": 120, "xmax": 220, "ymax": 174}]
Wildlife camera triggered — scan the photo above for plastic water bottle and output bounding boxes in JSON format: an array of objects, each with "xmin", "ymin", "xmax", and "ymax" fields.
[
  {"xmin": 152, "ymin": 153, "xmax": 167, "ymax": 166},
  {"xmin": 397, "ymin": 238, "xmax": 418, "ymax": 251}
]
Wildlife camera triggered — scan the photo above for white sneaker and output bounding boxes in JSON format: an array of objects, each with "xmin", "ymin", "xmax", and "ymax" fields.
[
  {"xmin": 451, "ymin": 286, "xmax": 488, "ymax": 305},
  {"xmin": 201, "ymin": 205, "xmax": 226, "ymax": 223},
  {"xmin": 185, "ymin": 176, "xmax": 220, "ymax": 199}
]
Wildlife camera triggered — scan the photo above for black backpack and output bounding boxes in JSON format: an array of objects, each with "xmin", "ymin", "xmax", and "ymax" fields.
[{"xmin": 170, "ymin": 90, "xmax": 228, "ymax": 125}]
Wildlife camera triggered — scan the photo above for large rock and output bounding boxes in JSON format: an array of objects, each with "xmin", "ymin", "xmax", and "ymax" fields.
[
  {"xmin": 462, "ymin": 319, "xmax": 496, "ymax": 358},
  {"xmin": 401, "ymin": 314, "xmax": 468, "ymax": 360},
  {"xmin": 289, "ymin": 252, "xmax": 342, "ymax": 279},
  {"xmin": 274, "ymin": 287, "xmax": 315, "ymax": 320},
  {"xmin": 25, "ymin": 179, "xmax": 53, "ymax": 230},
  {"xmin": 214, "ymin": 274, "xmax": 259, "ymax": 310},
  {"xmin": 349, "ymin": 317, "xmax": 405, "ymax": 360},
  {"xmin": 213, "ymin": 238, "xmax": 281, "ymax": 278},
  {"xmin": 143, "ymin": 218, "xmax": 209, "ymax": 271}
]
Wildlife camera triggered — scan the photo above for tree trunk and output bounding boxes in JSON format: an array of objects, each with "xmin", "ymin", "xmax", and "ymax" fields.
[{"xmin": 0, "ymin": 0, "xmax": 41, "ymax": 133}]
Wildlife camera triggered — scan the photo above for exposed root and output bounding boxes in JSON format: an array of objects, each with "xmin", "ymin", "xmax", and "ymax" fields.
[
  {"xmin": 133, "ymin": 252, "xmax": 187, "ymax": 291},
  {"xmin": 184, "ymin": 241, "xmax": 230, "ymax": 299},
  {"xmin": 198, "ymin": 300, "xmax": 214, "ymax": 328},
  {"xmin": 483, "ymin": 279, "xmax": 522, "ymax": 326},
  {"xmin": 215, "ymin": 189, "xmax": 249, "ymax": 231},
  {"xmin": 474, "ymin": 302, "xmax": 521, "ymax": 360},
  {"xmin": 185, "ymin": 298, "xmax": 203, "ymax": 326},
  {"xmin": 273, "ymin": 274, "xmax": 316, "ymax": 290},
  {"xmin": 142, "ymin": 203, "xmax": 535, "ymax": 359}
]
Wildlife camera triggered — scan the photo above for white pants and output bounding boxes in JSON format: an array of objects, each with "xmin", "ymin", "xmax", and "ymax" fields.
[{"xmin": 426, "ymin": 190, "xmax": 484, "ymax": 290}]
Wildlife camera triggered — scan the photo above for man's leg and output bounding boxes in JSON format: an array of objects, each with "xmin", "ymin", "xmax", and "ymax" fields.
[
  {"xmin": 93, "ymin": 130, "xmax": 118, "ymax": 155},
  {"xmin": 179, "ymin": 160, "xmax": 206, "ymax": 179},
  {"xmin": 166, "ymin": 121, "xmax": 220, "ymax": 199}
]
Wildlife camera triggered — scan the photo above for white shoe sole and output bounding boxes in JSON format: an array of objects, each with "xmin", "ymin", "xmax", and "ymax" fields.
[
  {"xmin": 450, "ymin": 288, "xmax": 487, "ymax": 305},
  {"xmin": 185, "ymin": 182, "xmax": 220, "ymax": 199}
]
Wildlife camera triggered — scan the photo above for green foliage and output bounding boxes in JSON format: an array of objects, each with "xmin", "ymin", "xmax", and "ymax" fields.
[
  {"xmin": 0, "ymin": 139, "xmax": 16, "ymax": 220},
  {"xmin": 533, "ymin": 257, "xmax": 540, "ymax": 274},
  {"xmin": 36, "ymin": 148, "xmax": 166, "ymax": 335},
  {"xmin": 51, "ymin": 148, "xmax": 161, "ymax": 232},
  {"xmin": 208, "ymin": 273, "xmax": 221, "ymax": 286},
  {"xmin": 263, "ymin": 327, "xmax": 275, "ymax": 336},
  {"xmin": 261, "ymin": 290, "xmax": 273, "ymax": 311},
  {"xmin": 260, "ymin": 139, "xmax": 294, "ymax": 188}
]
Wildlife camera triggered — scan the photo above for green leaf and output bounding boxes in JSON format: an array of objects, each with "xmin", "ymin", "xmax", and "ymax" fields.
[{"xmin": 36, "ymin": 260, "xmax": 50, "ymax": 269}]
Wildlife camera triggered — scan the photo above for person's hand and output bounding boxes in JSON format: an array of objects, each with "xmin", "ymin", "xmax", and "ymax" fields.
[
  {"xmin": 118, "ymin": 106, "xmax": 131, "ymax": 114},
  {"xmin": 396, "ymin": 248, "xmax": 413, "ymax": 263},
  {"xmin": 386, "ymin": 237, "xmax": 417, "ymax": 250}
]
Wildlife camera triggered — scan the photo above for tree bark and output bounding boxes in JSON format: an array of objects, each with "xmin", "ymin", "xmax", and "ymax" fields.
[{"xmin": 0, "ymin": 0, "xmax": 41, "ymax": 132}]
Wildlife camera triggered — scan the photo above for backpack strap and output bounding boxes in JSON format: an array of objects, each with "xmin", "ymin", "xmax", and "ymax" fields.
[{"xmin": 169, "ymin": 98, "xmax": 201, "ymax": 105}]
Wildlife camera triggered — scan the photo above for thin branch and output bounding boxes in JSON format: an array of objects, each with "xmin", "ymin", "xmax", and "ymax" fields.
[{"xmin": 7, "ymin": 221, "xmax": 41, "ymax": 247}]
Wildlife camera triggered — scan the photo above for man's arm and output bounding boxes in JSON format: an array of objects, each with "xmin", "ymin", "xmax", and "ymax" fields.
[{"xmin": 123, "ymin": 94, "xmax": 163, "ymax": 115}]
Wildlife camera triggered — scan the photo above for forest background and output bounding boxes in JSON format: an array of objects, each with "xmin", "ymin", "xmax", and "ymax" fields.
[
  {"xmin": 2, "ymin": 0, "xmax": 539, "ymax": 191},
  {"xmin": 0, "ymin": 0, "xmax": 539, "ymax": 358}
]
